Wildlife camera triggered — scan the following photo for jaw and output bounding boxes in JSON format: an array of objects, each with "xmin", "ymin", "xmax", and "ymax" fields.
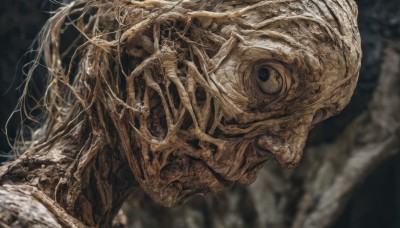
[
  {"xmin": 139, "ymin": 139, "xmax": 273, "ymax": 207},
  {"xmin": 143, "ymin": 153, "xmax": 234, "ymax": 207}
]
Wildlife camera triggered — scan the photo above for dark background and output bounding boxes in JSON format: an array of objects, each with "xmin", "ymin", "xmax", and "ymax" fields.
[{"xmin": 0, "ymin": 0, "xmax": 399, "ymax": 227}]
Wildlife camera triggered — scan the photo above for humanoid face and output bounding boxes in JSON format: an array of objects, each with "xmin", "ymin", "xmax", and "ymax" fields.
[{"xmin": 60, "ymin": 0, "xmax": 361, "ymax": 207}]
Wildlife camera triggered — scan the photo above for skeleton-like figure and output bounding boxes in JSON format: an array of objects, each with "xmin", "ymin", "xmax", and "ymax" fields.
[{"xmin": 0, "ymin": 0, "xmax": 361, "ymax": 226}]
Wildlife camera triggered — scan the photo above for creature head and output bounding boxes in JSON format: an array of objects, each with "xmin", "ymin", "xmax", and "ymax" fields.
[{"xmin": 27, "ymin": 0, "xmax": 361, "ymax": 207}]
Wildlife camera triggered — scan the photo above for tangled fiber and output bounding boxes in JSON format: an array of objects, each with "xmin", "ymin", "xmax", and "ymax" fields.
[{"xmin": 10, "ymin": 0, "xmax": 361, "ymax": 220}]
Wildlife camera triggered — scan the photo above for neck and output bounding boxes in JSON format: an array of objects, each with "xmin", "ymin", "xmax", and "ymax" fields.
[{"xmin": 0, "ymin": 133, "xmax": 136, "ymax": 226}]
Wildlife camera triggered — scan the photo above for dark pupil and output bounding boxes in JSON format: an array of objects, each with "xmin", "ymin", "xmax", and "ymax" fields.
[{"xmin": 258, "ymin": 68, "xmax": 270, "ymax": 82}]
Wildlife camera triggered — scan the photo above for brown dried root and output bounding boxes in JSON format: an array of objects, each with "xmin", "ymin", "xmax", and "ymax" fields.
[{"xmin": 3, "ymin": 0, "xmax": 361, "ymax": 225}]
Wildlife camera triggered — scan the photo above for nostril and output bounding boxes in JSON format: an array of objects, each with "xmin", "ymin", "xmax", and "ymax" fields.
[
  {"xmin": 257, "ymin": 135, "xmax": 273, "ymax": 151},
  {"xmin": 312, "ymin": 109, "xmax": 327, "ymax": 125}
]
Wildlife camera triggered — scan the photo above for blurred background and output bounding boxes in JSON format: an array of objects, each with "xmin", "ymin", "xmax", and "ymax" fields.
[{"xmin": 0, "ymin": 0, "xmax": 399, "ymax": 227}]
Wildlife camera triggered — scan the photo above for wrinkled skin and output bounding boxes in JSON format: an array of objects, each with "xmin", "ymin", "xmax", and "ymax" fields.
[{"xmin": 11, "ymin": 0, "xmax": 361, "ymax": 209}]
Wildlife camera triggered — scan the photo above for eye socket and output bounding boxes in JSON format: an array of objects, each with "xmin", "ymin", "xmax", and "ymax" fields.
[{"xmin": 256, "ymin": 66, "xmax": 283, "ymax": 95}]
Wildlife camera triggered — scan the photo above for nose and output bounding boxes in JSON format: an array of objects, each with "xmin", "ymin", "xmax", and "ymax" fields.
[{"xmin": 257, "ymin": 116, "xmax": 313, "ymax": 167}]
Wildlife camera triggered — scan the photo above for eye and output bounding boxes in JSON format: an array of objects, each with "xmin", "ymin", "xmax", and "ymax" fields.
[{"xmin": 256, "ymin": 66, "xmax": 283, "ymax": 95}]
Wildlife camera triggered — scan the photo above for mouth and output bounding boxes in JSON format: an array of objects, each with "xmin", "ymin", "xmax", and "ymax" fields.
[
  {"xmin": 144, "ymin": 137, "xmax": 277, "ymax": 207},
  {"xmin": 197, "ymin": 158, "xmax": 235, "ymax": 189},
  {"xmin": 195, "ymin": 140, "xmax": 273, "ymax": 186},
  {"xmin": 151, "ymin": 152, "xmax": 235, "ymax": 207},
  {"xmin": 232, "ymin": 142, "xmax": 272, "ymax": 184}
]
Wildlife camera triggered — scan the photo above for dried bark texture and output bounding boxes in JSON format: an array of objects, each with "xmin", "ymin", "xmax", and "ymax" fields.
[
  {"xmin": 121, "ymin": 36, "xmax": 400, "ymax": 228},
  {"xmin": 0, "ymin": 0, "xmax": 361, "ymax": 227},
  {"xmin": 0, "ymin": 185, "xmax": 86, "ymax": 227},
  {"xmin": 0, "ymin": 185, "xmax": 62, "ymax": 227}
]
